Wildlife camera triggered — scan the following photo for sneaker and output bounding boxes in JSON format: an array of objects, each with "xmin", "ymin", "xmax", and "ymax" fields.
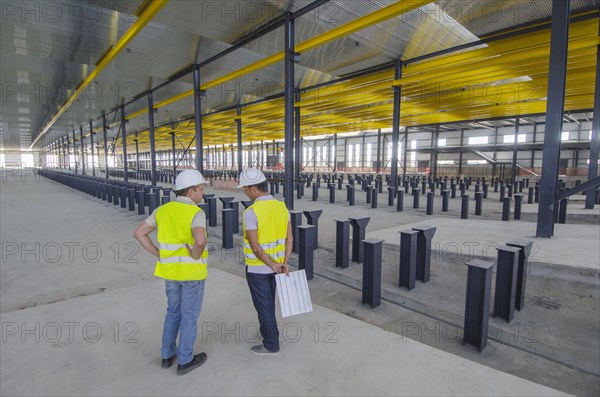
[
  {"xmin": 161, "ymin": 355, "xmax": 176, "ymax": 369},
  {"xmin": 250, "ymin": 345, "xmax": 279, "ymax": 355},
  {"xmin": 176, "ymin": 352, "xmax": 207, "ymax": 375}
]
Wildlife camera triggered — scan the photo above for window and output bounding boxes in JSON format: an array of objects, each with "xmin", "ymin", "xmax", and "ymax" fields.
[
  {"xmin": 438, "ymin": 138, "xmax": 447, "ymax": 147},
  {"xmin": 437, "ymin": 160, "xmax": 454, "ymax": 165},
  {"xmin": 588, "ymin": 131, "xmax": 593, "ymax": 140},
  {"xmin": 308, "ymin": 147, "xmax": 313, "ymax": 166},
  {"xmin": 467, "ymin": 159, "xmax": 487, "ymax": 165},
  {"xmin": 561, "ymin": 131, "xmax": 570, "ymax": 141},
  {"xmin": 331, "ymin": 145, "xmax": 335, "ymax": 163},
  {"xmin": 366, "ymin": 143, "xmax": 372, "ymax": 164},
  {"xmin": 503, "ymin": 134, "xmax": 526, "ymax": 144},
  {"xmin": 355, "ymin": 144, "xmax": 360, "ymax": 167},
  {"xmin": 468, "ymin": 136, "xmax": 488, "ymax": 145},
  {"xmin": 347, "ymin": 144, "xmax": 353, "ymax": 166},
  {"xmin": 410, "ymin": 141, "xmax": 416, "ymax": 166}
]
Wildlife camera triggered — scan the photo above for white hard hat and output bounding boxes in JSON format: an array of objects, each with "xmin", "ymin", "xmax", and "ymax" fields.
[
  {"xmin": 175, "ymin": 170, "xmax": 206, "ymax": 190},
  {"xmin": 237, "ymin": 168, "xmax": 267, "ymax": 188}
]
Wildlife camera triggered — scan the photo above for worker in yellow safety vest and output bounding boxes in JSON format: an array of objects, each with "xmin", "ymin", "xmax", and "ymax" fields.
[
  {"xmin": 133, "ymin": 169, "xmax": 209, "ymax": 375},
  {"xmin": 239, "ymin": 168, "xmax": 293, "ymax": 355}
]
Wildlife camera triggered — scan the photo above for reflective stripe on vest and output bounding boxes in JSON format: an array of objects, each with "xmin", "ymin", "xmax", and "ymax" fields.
[
  {"xmin": 242, "ymin": 199, "xmax": 288, "ymax": 266},
  {"xmin": 154, "ymin": 201, "xmax": 208, "ymax": 280}
]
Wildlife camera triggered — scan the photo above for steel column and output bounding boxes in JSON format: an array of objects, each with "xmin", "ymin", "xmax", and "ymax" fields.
[
  {"xmin": 463, "ymin": 259, "xmax": 494, "ymax": 352},
  {"xmin": 283, "ymin": 12, "xmax": 295, "ymax": 210},
  {"xmin": 89, "ymin": 122, "xmax": 95, "ymax": 176},
  {"xmin": 399, "ymin": 230, "xmax": 418, "ymax": 290},
  {"xmin": 390, "ymin": 60, "xmax": 401, "ymax": 191},
  {"xmin": 72, "ymin": 130, "xmax": 78, "ymax": 174},
  {"xmin": 120, "ymin": 105, "xmax": 128, "ymax": 181},
  {"xmin": 586, "ymin": 27, "xmax": 600, "ymax": 209},
  {"xmin": 79, "ymin": 125, "xmax": 86, "ymax": 175},
  {"xmin": 362, "ymin": 239, "xmax": 383, "ymax": 308},
  {"xmin": 493, "ymin": 246, "xmax": 520, "ymax": 322},
  {"xmin": 193, "ymin": 65, "xmax": 204, "ymax": 173},
  {"xmin": 237, "ymin": 106, "xmax": 243, "ymax": 174},
  {"xmin": 298, "ymin": 225, "xmax": 315, "ymax": 280},
  {"xmin": 512, "ymin": 116, "xmax": 520, "ymax": 183},
  {"xmin": 335, "ymin": 219, "xmax": 350, "ymax": 269},
  {"xmin": 536, "ymin": 0, "xmax": 570, "ymax": 237}
]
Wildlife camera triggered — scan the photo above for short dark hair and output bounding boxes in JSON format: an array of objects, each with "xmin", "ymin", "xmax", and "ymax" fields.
[
  {"xmin": 174, "ymin": 184, "xmax": 201, "ymax": 197},
  {"xmin": 174, "ymin": 187, "xmax": 190, "ymax": 197},
  {"xmin": 249, "ymin": 181, "xmax": 268, "ymax": 192}
]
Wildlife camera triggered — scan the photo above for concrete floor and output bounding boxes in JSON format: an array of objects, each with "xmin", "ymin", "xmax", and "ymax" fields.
[{"xmin": 1, "ymin": 169, "xmax": 598, "ymax": 396}]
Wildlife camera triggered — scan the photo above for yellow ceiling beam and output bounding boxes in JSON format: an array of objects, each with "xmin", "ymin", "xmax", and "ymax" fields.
[{"xmin": 31, "ymin": 0, "xmax": 170, "ymax": 149}]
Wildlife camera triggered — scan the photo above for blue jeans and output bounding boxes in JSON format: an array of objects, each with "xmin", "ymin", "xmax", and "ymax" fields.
[
  {"xmin": 246, "ymin": 269, "xmax": 279, "ymax": 352},
  {"xmin": 161, "ymin": 279, "xmax": 205, "ymax": 365}
]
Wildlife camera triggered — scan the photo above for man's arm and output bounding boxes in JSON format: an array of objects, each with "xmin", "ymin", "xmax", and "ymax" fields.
[
  {"xmin": 245, "ymin": 229, "xmax": 287, "ymax": 274},
  {"xmin": 133, "ymin": 222, "xmax": 159, "ymax": 258},
  {"xmin": 187, "ymin": 226, "xmax": 207, "ymax": 260}
]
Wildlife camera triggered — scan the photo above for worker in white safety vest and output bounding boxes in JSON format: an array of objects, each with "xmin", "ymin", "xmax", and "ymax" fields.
[
  {"xmin": 133, "ymin": 169, "xmax": 209, "ymax": 375},
  {"xmin": 239, "ymin": 168, "xmax": 293, "ymax": 355}
]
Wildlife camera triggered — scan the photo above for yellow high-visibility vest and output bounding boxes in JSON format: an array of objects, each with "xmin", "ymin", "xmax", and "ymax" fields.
[
  {"xmin": 154, "ymin": 202, "xmax": 208, "ymax": 280},
  {"xmin": 242, "ymin": 199, "xmax": 288, "ymax": 267}
]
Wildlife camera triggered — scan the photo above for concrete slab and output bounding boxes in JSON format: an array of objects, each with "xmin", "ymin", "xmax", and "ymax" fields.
[
  {"xmin": 0, "ymin": 269, "xmax": 566, "ymax": 396},
  {"xmin": 2, "ymin": 170, "xmax": 597, "ymax": 395}
]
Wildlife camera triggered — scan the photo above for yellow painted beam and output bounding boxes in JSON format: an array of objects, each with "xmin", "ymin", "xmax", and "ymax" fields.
[{"xmin": 31, "ymin": 0, "xmax": 170, "ymax": 149}]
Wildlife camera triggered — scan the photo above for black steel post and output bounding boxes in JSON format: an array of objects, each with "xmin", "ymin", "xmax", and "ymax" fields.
[
  {"xmin": 399, "ymin": 230, "xmax": 418, "ymax": 290},
  {"xmin": 137, "ymin": 190, "xmax": 145, "ymax": 215},
  {"xmin": 397, "ymin": 190, "xmax": 404, "ymax": 212},
  {"xmin": 413, "ymin": 188, "xmax": 420, "ymax": 208},
  {"xmin": 388, "ymin": 186, "xmax": 395, "ymax": 206},
  {"xmin": 426, "ymin": 192, "xmax": 433, "ymax": 215},
  {"xmin": 371, "ymin": 187, "xmax": 378, "ymax": 208},
  {"xmin": 222, "ymin": 209, "xmax": 234, "ymax": 249},
  {"xmin": 493, "ymin": 246, "xmax": 520, "ymax": 322},
  {"xmin": 335, "ymin": 219, "xmax": 350, "ymax": 269},
  {"xmin": 502, "ymin": 197, "xmax": 511, "ymax": 221},
  {"xmin": 506, "ymin": 240, "xmax": 533, "ymax": 311},
  {"xmin": 514, "ymin": 194, "xmax": 523, "ymax": 220},
  {"xmin": 461, "ymin": 194, "xmax": 469, "ymax": 219},
  {"xmin": 558, "ymin": 198, "xmax": 568, "ymax": 223},
  {"xmin": 128, "ymin": 188, "xmax": 136, "ymax": 211},
  {"xmin": 528, "ymin": 187, "xmax": 534, "ymax": 204},
  {"xmin": 347, "ymin": 185, "xmax": 355, "ymax": 206},
  {"xmin": 362, "ymin": 238, "xmax": 383, "ymax": 308},
  {"xmin": 441, "ymin": 190, "xmax": 449, "ymax": 212},
  {"xmin": 475, "ymin": 192, "xmax": 483, "ymax": 216},
  {"xmin": 206, "ymin": 196, "xmax": 217, "ymax": 227},
  {"xmin": 329, "ymin": 184, "xmax": 335, "ymax": 203},
  {"xmin": 312, "ymin": 183, "xmax": 318, "ymax": 201},
  {"xmin": 298, "ymin": 225, "xmax": 315, "ymax": 280},
  {"xmin": 290, "ymin": 211, "xmax": 302, "ymax": 253},
  {"xmin": 349, "ymin": 217, "xmax": 370, "ymax": 263},
  {"xmin": 303, "ymin": 210, "xmax": 322, "ymax": 250},
  {"xmin": 463, "ymin": 259, "xmax": 494, "ymax": 352},
  {"xmin": 412, "ymin": 226, "xmax": 436, "ymax": 283}
]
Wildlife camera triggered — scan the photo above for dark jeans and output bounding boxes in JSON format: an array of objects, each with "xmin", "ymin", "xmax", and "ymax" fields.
[{"xmin": 246, "ymin": 269, "xmax": 279, "ymax": 352}]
